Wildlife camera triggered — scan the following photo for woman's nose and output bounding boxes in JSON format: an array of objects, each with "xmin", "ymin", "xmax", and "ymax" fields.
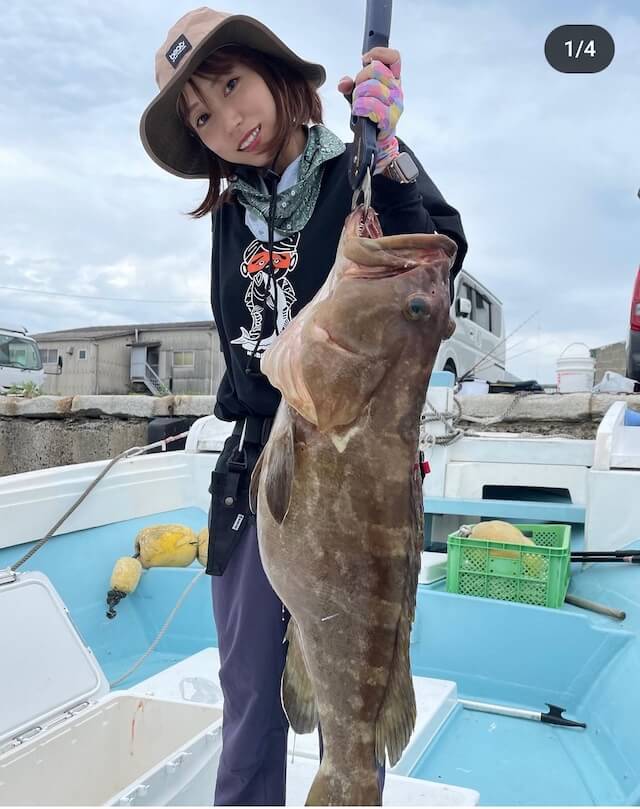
[{"xmin": 224, "ymin": 107, "xmax": 244, "ymax": 138}]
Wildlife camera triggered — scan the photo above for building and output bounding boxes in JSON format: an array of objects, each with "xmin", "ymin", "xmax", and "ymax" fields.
[
  {"xmin": 591, "ymin": 341, "xmax": 626, "ymax": 384},
  {"xmin": 33, "ymin": 321, "xmax": 223, "ymax": 396}
]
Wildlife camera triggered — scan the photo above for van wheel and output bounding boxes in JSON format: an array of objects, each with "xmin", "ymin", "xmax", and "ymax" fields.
[{"xmin": 443, "ymin": 360, "xmax": 457, "ymax": 382}]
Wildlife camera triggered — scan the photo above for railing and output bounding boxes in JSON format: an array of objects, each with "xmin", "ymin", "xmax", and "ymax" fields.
[
  {"xmin": 129, "ymin": 363, "xmax": 171, "ymax": 396},
  {"xmin": 144, "ymin": 363, "xmax": 171, "ymax": 396}
]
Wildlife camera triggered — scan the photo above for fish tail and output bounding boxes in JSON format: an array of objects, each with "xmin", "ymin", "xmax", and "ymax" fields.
[
  {"xmin": 282, "ymin": 619, "xmax": 319, "ymax": 733},
  {"xmin": 305, "ymin": 761, "xmax": 380, "ymax": 806}
]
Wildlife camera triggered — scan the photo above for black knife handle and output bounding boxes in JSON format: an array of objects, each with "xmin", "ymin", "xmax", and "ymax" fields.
[{"xmin": 349, "ymin": 0, "xmax": 393, "ymax": 192}]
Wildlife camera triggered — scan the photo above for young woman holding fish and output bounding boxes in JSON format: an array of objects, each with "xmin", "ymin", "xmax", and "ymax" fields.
[{"xmin": 140, "ymin": 7, "xmax": 467, "ymax": 805}]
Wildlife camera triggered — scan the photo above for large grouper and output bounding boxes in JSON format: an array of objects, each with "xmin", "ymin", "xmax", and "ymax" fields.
[{"xmin": 250, "ymin": 204, "xmax": 457, "ymax": 805}]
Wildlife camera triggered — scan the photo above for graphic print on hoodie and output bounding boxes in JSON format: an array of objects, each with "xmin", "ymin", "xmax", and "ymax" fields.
[{"xmin": 230, "ymin": 233, "xmax": 300, "ymax": 358}]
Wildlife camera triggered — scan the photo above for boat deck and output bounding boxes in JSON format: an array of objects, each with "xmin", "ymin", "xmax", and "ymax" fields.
[{"xmin": 2, "ymin": 504, "xmax": 640, "ymax": 805}]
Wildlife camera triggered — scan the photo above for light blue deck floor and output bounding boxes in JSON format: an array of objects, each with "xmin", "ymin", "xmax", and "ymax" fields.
[
  {"xmin": 411, "ymin": 706, "xmax": 624, "ymax": 805},
  {"xmin": 4, "ymin": 507, "xmax": 640, "ymax": 805}
]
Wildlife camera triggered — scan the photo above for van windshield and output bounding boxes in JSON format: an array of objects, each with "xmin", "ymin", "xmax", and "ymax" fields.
[{"xmin": 0, "ymin": 335, "xmax": 42, "ymax": 370}]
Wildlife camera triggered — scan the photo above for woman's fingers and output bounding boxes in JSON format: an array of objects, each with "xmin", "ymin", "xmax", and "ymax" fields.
[
  {"xmin": 362, "ymin": 47, "xmax": 401, "ymax": 78},
  {"xmin": 337, "ymin": 75, "xmax": 355, "ymax": 95}
]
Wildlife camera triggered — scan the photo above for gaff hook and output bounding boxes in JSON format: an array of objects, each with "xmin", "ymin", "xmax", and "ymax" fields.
[{"xmin": 351, "ymin": 166, "xmax": 372, "ymax": 214}]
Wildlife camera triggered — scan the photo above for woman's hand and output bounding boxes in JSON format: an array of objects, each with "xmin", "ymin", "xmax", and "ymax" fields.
[{"xmin": 337, "ymin": 47, "xmax": 403, "ymax": 173}]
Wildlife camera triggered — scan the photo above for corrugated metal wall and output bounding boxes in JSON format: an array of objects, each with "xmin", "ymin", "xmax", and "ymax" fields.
[{"xmin": 37, "ymin": 327, "xmax": 224, "ymax": 395}]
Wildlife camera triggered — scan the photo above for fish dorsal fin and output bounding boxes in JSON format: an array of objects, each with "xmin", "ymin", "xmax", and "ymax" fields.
[
  {"xmin": 263, "ymin": 416, "xmax": 296, "ymax": 524},
  {"xmin": 374, "ymin": 466, "xmax": 422, "ymax": 766},
  {"xmin": 282, "ymin": 619, "xmax": 319, "ymax": 733}
]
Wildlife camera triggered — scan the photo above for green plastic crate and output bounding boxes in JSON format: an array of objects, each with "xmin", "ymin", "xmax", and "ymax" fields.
[{"xmin": 446, "ymin": 523, "xmax": 571, "ymax": 608}]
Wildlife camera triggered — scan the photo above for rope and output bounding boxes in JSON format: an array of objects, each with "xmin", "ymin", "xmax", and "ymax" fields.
[
  {"xmin": 109, "ymin": 569, "xmax": 206, "ymax": 688},
  {"xmin": 420, "ymin": 390, "xmax": 531, "ymax": 448},
  {"xmin": 8, "ymin": 428, "xmax": 203, "ymax": 693},
  {"xmin": 10, "ymin": 431, "xmax": 190, "ymax": 571}
]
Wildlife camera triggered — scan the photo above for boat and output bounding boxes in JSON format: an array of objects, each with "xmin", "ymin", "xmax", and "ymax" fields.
[{"xmin": 1, "ymin": 372, "xmax": 640, "ymax": 806}]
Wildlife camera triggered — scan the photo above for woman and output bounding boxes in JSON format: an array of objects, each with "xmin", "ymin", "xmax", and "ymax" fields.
[{"xmin": 140, "ymin": 7, "xmax": 467, "ymax": 805}]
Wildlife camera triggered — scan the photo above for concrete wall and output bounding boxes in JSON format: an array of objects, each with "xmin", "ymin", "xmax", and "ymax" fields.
[{"xmin": 2, "ymin": 392, "xmax": 640, "ymax": 477}]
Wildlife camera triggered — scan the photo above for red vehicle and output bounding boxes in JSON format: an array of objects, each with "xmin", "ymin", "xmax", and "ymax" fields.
[{"xmin": 626, "ymin": 266, "xmax": 640, "ymax": 382}]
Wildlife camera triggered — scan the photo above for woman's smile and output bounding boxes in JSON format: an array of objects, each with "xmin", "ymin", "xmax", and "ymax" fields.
[{"xmin": 238, "ymin": 124, "xmax": 262, "ymax": 152}]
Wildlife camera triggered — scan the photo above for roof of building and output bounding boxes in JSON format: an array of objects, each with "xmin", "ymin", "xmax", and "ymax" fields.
[{"xmin": 33, "ymin": 321, "xmax": 216, "ymax": 342}]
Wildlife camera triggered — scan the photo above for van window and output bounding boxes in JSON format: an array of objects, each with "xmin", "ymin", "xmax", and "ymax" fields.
[
  {"xmin": 474, "ymin": 290, "xmax": 491, "ymax": 331},
  {"xmin": 0, "ymin": 335, "xmax": 41, "ymax": 370}
]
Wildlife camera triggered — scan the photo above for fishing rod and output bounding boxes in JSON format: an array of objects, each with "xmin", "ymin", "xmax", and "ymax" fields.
[
  {"xmin": 469, "ymin": 336, "xmax": 560, "ymax": 380},
  {"xmin": 571, "ymin": 550, "xmax": 640, "ymax": 564},
  {"xmin": 500, "ymin": 338, "xmax": 563, "ymax": 364},
  {"xmin": 458, "ymin": 309, "xmax": 540, "ymax": 382}
]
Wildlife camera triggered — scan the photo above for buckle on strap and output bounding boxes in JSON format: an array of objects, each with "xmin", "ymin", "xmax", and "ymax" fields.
[
  {"xmin": 227, "ymin": 446, "xmax": 248, "ymax": 474},
  {"xmin": 233, "ymin": 416, "xmax": 273, "ymax": 447}
]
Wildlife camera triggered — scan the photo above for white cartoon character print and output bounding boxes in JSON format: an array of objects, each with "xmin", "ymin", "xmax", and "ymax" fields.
[{"xmin": 230, "ymin": 234, "xmax": 300, "ymax": 357}]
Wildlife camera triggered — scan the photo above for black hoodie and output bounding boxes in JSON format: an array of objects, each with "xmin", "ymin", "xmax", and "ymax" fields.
[{"xmin": 210, "ymin": 138, "xmax": 467, "ymax": 423}]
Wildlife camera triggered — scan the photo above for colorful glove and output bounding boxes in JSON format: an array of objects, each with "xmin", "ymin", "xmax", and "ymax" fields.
[{"xmin": 351, "ymin": 58, "xmax": 403, "ymax": 173}]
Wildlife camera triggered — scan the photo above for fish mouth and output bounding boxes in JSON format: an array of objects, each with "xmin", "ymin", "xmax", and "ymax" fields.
[{"xmin": 344, "ymin": 231, "xmax": 458, "ymax": 280}]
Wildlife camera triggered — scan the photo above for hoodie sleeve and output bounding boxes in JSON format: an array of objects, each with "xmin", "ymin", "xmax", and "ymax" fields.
[{"xmin": 370, "ymin": 138, "xmax": 468, "ymax": 284}]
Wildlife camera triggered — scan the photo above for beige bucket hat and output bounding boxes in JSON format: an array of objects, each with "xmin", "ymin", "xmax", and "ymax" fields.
[{"xmin": 140, "ymin": 7, "xmax": 326, "ymax": 179}]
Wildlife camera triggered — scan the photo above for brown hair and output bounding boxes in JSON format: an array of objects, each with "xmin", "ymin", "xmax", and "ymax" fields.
[{"xmin": 177, "ymin": 46, "xmax": 323, "ymax": 217}]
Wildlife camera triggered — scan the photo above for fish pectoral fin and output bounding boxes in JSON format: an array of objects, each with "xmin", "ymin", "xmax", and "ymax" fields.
[
  {"xmin": 263, "ymin": 419, "xmax": 295, "ymax": 524},
  {"xmin": 375, "ymin": 618, "xmax": 417, "ymax": 767},
  {"xmin": 282, "ymin": 620, "xmax": 319, "ymax": 733}
]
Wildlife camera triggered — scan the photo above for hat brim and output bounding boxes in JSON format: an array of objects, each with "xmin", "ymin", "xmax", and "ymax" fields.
[{"xmin": 140, "ymin": 15, "xmax": 326, "ymax": 179}]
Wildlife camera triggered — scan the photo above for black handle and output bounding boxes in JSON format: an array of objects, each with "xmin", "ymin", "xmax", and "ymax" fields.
[{"xmin": 349, "ymin": 0, "xmax": 393, "ymax": 191}]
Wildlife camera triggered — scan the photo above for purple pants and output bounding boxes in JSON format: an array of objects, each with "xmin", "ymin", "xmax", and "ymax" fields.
[{"xmin": 211, "ymin": 520, "xmax": 385, "ymax": 806}]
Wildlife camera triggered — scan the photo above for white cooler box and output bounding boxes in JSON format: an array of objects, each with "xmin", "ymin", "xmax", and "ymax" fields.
[{"xmin": 0, "ymin": 570, "xmax": 222, "ymax": 806}]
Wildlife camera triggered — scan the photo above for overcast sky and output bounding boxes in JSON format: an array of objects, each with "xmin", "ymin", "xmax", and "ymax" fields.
[{"xmin": 2, "ymin": 0, "xmax": 638, "ymax": 383}]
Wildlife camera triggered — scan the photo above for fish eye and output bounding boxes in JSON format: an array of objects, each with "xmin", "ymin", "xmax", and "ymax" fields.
[{"xmin": 403, "ymin": 295, "xmax": 430, "ymax": 321}]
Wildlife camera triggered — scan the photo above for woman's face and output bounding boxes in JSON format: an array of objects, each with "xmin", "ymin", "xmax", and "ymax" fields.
[{"xmin": 182, "ymin": 62, "xmax": 278, "ymax": 168}]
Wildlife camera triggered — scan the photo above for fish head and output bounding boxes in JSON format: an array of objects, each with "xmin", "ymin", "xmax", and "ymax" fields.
[{"xmin": 261, "ymin": 206, "xmax": 457, "ymax": 431}]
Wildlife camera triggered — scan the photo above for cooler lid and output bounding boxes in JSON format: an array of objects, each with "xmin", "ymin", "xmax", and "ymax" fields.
[{"xmin": 0, "ymin": 570, "xmax": 109, "ymax": 747}]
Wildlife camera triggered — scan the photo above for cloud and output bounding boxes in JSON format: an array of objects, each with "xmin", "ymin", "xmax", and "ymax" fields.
[{"xmin": 1, "ymin": 0, "xmax": 638, "ymax": 384}]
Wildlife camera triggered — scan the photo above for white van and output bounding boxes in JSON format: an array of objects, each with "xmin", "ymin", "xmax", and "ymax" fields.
[
  {"xmin": 0, "ymin": 324, "xmax": 48, "ymax": 392},
  {"xmin": 435, "ymin": 270, "xmax": 506, "ymax": 383}
]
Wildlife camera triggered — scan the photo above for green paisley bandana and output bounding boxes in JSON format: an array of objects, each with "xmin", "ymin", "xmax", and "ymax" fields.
[{"xmin": 228, "ymin": 125, "xmax": 345, "ymax": 234}]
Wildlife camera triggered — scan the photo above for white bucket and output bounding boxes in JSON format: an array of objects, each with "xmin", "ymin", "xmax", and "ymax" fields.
[{"xmin": 556, "ymin": 342, "xmax": 595, "ymax": 393}]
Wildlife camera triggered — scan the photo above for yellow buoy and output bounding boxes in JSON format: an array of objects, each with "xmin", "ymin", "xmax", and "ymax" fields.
[
  {"xmin": 470, "ymin": 520, "xmax": 535, "ymax": 561},
  {"xmin": 470, "ymin": 520, "xmax": 531, "ymax": 544},
  {"xmin": 197, "ymin": 527, "xmax": 209, "ymax": 567},
  {"xmin": 106, "ymin": 556, "xmax": 143, "ymax": 619},
  {"xmin": 110, "ymin": 556, "xmax": 143, "ymax": 593},
  {"xmin": 135, "ymin": 524, "xmax": 198, "ymax": 568}
]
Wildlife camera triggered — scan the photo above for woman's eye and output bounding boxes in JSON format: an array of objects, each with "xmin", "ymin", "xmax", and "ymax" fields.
[
  {"xmin": 224, "ymin": 77, "xmax": 238, "ymax": 96},
  {"xmin": 195, "ymin": 112, "xmax": 209, "ymax": 128}
]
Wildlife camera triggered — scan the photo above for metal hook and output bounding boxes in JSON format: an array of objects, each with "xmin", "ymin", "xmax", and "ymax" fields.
[{"xmin": 351, "ymin": 166, "xmax": 372, "ymax": 214}]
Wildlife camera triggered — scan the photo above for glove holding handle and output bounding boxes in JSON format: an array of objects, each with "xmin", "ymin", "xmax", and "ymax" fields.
[{"xmin": 339, "ymin": 48, "xmax": 403, "ymax": 176}]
